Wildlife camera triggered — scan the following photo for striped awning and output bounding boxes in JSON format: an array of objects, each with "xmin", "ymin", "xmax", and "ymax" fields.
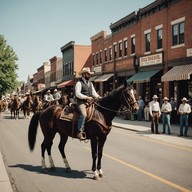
[{"xmin": 161, "ymin": 64, "xmax": 192, "ymax": 82}]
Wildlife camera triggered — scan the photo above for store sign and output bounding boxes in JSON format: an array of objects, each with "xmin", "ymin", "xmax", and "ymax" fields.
[
  {"xmin": 140, "ymin": 53, "xmax": 162, "ymax": 66},
  {"xmin": 187, "ymin": 48, "xmax": 192, "ymax": 57},
  {"xmin": 93, "ymin": 65, "xmax": 102, "ymax": 73}
]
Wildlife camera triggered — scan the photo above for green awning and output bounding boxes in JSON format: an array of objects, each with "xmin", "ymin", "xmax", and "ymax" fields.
[{"xmin": 127, "ymin": 70, "xmax": 160, "ymax": 83}]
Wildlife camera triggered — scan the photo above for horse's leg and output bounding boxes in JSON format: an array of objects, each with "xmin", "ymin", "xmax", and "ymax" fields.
[
  {"xmin": 58, "ymin": 134, "xmax": 71, "ymax": 172},
  {"xmin": 90, "ymin": 137, "xmax": 100, "ymax": 180},
  {"xmin": 46, "ymin": 140, "xmax": 55, "ymax": 171},
  {"xmin": 41, "ymin": 138, "xmax": 48, "ymax": 171},
  {"xmin": 97, "ymin": 134, "xmax": 107, "ymax": 178}
]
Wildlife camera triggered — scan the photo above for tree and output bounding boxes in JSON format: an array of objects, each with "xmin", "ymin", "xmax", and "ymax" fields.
[{"xmin": 0, "ymin": 35, "xmax": 18, "ymax": 95}]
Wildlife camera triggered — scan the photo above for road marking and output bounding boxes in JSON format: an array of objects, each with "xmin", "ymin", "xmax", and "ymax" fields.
[
  {"xmin": 113, "ymin": 129, "xmax": 192, "ymax": 152},
  {"xmin": 84, "ymin": 146, "xmax": 192, "ymax": 192}
]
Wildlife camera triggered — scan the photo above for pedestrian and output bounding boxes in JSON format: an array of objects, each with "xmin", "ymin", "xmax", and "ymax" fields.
[
  {"xmin": 137, "ymin": 96, "xmax": 144, "ymax": 121},
  {"xmin": 178, "ymin": 97, "xmax": 191, "ymax": 137},
  {"xmin": 161, "ymin": 97, "xmax": 172, "ymax": 134},
  {"xmin": 144, "ymin": 97, "xmax": 150, "ymax": 121},
  {"xmin": 149, "ymin": 95, "xmax": 161, "ymax": 134},
  {"xmin": 170, "ymin": 97, "xmax": 177, "ymax": 124},
  {"xmin": 75, "ymin": 67, "xmax": 101, "ymax": 140}
]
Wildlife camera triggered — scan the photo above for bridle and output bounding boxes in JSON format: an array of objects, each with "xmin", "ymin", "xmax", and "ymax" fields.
[{"xmin": 94, "ymin": 86, "xmax": 137, "ymax": 114}]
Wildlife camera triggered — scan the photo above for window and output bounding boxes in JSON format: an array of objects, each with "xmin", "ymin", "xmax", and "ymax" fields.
[
  {"xmin": 96, "ymin": 53, "xmax": 98, "ymax": 64},
  {"xmin": 124, "ymin": 40, "xmax": 127, "ymax": 56},
  {"xmin": 114, "ymin": 44, "xmax": 117, "ymax": 59},
  {"xmin": 145, "ymin": 33, "xmax": 150, "ymax": 52},
  {"xmin": 100, "ymin": 51, "xmax": 102, "ymax": 64},
  {"xmin": 119, "ymin": 41, "xmax": 122, "ymax": 58},
  {"xmin": 109, "ymin": 47, "xmax": 112, "ymax": 60},
  {"xmin": 131, "ymin": 37, "xmax": 135, "ymax": 54},
  {"xmin": 92, "ymin": 54, "xmax": 95, "ymax": 66},
  {"xmin": 104, "ymin": 49, "xmax": 107, "ymax": 62},
  {"xmin": 157, "ymin": 29, "xmax": 162, "ymax": 49},
  {"xmin": 172, "ymin": 22, "xmax": 184, "ymax": 46}
]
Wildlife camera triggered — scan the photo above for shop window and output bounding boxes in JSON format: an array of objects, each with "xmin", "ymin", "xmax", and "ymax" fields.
[
  {"xmin": 92, "ymin": 54, "xmax": 95, "ymax": 66},
  {"xmin": 109, "ymin": 47, "xmax": 112, "ymax": 61},
  {"xmin": 104, "ymin": 49, "xmax": 107, "ymax": 62},
  {"xmin": 114, "ymin": 44, "xmax": 117, "ymax": 59},
  {"xmin": 100, "ymin": 51, "xmax": 102, "ymax": 64},
  {"xmin": 131, "ymin": 37, "xmax": 135, "ymax": 54},
  {"xmin": 96, "ymin": 53, "xmax": 98, "ymax": 65}
]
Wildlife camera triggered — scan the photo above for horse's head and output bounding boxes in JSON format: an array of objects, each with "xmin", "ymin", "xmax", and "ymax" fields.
[{"xmin": 121, "ymin": 81, "xmax": 139, "ymax": 113}]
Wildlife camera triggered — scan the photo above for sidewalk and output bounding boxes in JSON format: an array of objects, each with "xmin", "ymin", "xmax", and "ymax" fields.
[{"xmin": 112, "ymin": 116, "xmax": 192, "ymax": 148}]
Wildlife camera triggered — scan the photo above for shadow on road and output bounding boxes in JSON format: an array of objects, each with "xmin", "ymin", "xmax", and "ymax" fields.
[{"xmin": 9, "ymin": 164, "xmax": 88, "ymax": 179}]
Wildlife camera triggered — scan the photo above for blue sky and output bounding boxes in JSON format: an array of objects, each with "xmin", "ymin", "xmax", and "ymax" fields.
[{"xmin": 0, "ymin": 0, "xmax": 154, "ymax": 81}]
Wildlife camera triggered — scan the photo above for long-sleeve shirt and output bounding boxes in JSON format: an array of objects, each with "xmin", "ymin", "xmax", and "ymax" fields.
[
  {"xmin": 149, "ymin": 100, "xmax": 161, "ymax": 116},
  {"xmin": 44, "ymin": 94, "xmax": 54, "ymax": 102},
  {"xmin": 75, "ymin": 78, "xmax": 100, "ymax": 100},
  {"xmin": 161, "ymin": 102, "xmax": 172, "ymax": 113},
  {"xmin": 178, "ymin": 103, "xmax": 191, "ymax": 114}
]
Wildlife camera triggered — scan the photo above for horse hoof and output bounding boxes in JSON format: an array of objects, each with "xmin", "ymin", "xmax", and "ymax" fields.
[
  {"xmin": 93, "ymin": 175, "xmax": 100, "ymax": 180},
  {"xmin": 65, "ymin": 167, "xmax": 71, "ymax": 173}
]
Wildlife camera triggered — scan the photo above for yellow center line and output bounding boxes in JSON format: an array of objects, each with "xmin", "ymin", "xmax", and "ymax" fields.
[
  {"xmin": 84, "ymin": 146, "xmax": 192, "ymax": 192},
  {"xmin": 113, "ymin": 129, "xmax": 192, "ymax": 152}
]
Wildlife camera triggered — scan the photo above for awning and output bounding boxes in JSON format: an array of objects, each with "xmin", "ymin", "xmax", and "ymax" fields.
[
  {"xmin": 57, "ymin": 80, "xmax": 74, "ymax": 88},
  {"xmin": 89, "ymin": 76, "xmax": 98, "ymax": 82},
  {"xmin": 94, "ymin": 73, "xmax": 114, "ymax": 82},
  {"xmin": 161, "ymin": 64, "xmax": 192, "ymax": 82},
  {"xmin": 127, "ymin": 70, "xmax": 160, "ymax": 83}
]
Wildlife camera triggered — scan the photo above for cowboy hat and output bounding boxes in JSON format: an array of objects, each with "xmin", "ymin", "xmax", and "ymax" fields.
[
  {"xmin": 152, "ymin": 95, "xmax": 158, "ymax": 99},
  {"xmin": 163, "ymin": 97, "xmax": 169, "ymax": 101},
  {"xmin": 47, "ymin": 90, "xmax": 51, "ymax": 93},
  {"xmin": 54, "ymin": 89, "xmax": 57, "ymax": 92},
  {"xmin": 181, "ymin": 97, "xmax": 188, "ymax": 102},
  {"xmin": 78, "ymin": 67, "xmax": 94, "ymax": 75}
]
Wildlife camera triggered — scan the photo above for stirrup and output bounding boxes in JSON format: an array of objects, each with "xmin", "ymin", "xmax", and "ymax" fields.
[{"xmin": 78, "ymin": 132, "xmax": 86, "ymax": 140}]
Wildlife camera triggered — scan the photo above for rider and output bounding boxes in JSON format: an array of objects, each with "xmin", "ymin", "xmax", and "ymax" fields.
[
  {"xmin": 75, "ymin": 67, "xmax": 101, "ymax": 140},
  {"xmin": 53, "ymin": 89, "xmax": 61, "ymax": 105},
  {"xmin": 44, "ymin": 90, "xmax": 54, "ymax": 105}
]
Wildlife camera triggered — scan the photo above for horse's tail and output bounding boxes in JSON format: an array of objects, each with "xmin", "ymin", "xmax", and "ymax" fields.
[{"xmin": 28, "ymin": 111, "xmax": 41, "ymax": 151}]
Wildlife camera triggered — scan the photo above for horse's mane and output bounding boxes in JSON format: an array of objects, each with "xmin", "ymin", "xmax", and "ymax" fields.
[{"xmin": 99, "ymin": 85, "xmax": 124, "ymax": 106}]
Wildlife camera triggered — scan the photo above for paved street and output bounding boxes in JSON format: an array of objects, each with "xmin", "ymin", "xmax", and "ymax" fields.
[{"xmin": 0, "ymin": 111, "xmax": 192, "ymax": 192}]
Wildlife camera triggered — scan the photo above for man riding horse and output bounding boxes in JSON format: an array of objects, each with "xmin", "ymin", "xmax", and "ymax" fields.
[{"xmin": 75, "ymin": 67, "xmax": 102, "ymax": 140}]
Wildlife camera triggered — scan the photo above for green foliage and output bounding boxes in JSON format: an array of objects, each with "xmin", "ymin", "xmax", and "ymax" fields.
[{"xmin": 0, "ymin": 35, "xmax": 18, "ymax": 95}]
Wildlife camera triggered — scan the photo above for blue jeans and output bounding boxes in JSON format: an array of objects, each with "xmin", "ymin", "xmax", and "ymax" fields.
[
  {"xmin": 137, "ymin": 108, "xmax": 143, "ymax": 121},
  {"xmin": 180, "ymin": 115, "xmax": 189, "ymax": 136},
  {"xmin": 162, "ymin": 113, "xmax": 171, "ymax": 134}
]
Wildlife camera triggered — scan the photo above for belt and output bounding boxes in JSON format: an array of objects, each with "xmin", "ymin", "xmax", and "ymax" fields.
[
  {"xmin": 152, "ymin": 111, "xmax": 159, "ymax": 113},
  {"xmin": 162, "ymin": 112, "xmax": 170, "ymax": 114}
]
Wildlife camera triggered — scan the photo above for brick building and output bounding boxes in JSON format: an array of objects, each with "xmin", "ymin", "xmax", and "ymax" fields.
[{"xmin": 91, "ymin": 0, "xmax": 192, "ymax": 104}]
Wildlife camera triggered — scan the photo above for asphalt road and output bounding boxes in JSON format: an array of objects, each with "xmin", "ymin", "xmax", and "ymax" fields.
[{"xmin": 0, "ymin": 112, "xmax": 192, "ymax": 192}]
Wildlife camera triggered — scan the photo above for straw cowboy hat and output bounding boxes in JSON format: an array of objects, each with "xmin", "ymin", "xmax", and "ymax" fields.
[
  {"xmin": 163, "ymin": 97, "xmax": 169, "ymax": 101},
  {"xmin": 47, "ymin": 90, "xmax": 51, "ymax": 93},
  {"xmin": 54, "ymin": 89, "xmax": 57, "ymax": 92},
  {"xmin": 79, "ymin": 67, "xmax": 94, "ymax": 75},
  {"xmin": 152, "ymin": 95, "xmax": 158, "ymax": 99},
  {"xmin": 181, "ymin": 97, "xmax": 188, "ymax": 102}
]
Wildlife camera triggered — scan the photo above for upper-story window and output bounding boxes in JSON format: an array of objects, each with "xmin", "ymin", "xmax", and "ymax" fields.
[
  {"xmin": 104, "ymin": 49, "xmax": 107, "ymax": 62},
  {"xmin": 131, "ymin": 36, "xmax": 135, "ymax": 54},
  {"xmin": 99, "ymin": 51, "xmax": 102, "ymax": 64},
  {"xmin": 96, "ymin": 53, "xmax": 98, "ymax": 65},
  {"xmin": 157, "ymin": 28, "xmax": 162, "ymax": 49},
  {"xmin": 145, "ymin": 33, "xmax": 150, "ymax": 52},
  {"xmin": 171, "ymin": 17, "xmax": 185, "ymax": 47},
  {"xmin": 109, "ymin": 47, "xmax": 112, "ymax": 61},
  {"xmin": 119, "ymin": 41, "xmax": 122, "ymax": 58},
  {"xmin": 92, "ymin": 54, "xmax": 95, "ymax": 66},
  {"xmin": 114, "ymin": 43, "xmax": 117, "ymax": 59},
  {"xmin": 124, "ymin": 39, "xmax": 127, "ymax": 56}
]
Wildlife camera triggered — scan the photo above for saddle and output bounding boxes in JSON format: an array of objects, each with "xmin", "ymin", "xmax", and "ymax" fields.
[{"xmin": 60, "ymin": 103, "xmax": 111, "ymax": 137}]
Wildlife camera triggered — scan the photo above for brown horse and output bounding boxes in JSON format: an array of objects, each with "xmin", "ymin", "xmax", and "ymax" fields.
[
  {"xmin": 11, "ymin": 96, "xmax": 20, "ymax": 119},
  {"xmin": 28, "ymin": 82, "xmax": 138, "ymax": 179},
  {"xmin": 32, "ymin": 95, "xmax": 43, "ymax": 113},
  {"xmin": 22, "ymin": 95, "xmax": 33, "ymax": 118}
]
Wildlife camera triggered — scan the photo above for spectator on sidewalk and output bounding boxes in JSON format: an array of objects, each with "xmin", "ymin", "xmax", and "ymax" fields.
[
  {"xmin": 170, "ymin": 97, "xmax": 177, "ymax": 124},
  {"xmin": 178, "ymin": 97, "xmax": 191, "ymax": 137},
  {"xmin": 137, "ymin": 96, "xmax": 144, "ymax": 121},
  {"xmin": 144, "ymin": 97, "xmax": 150, "ymax": 121},
  {"xmin": 149, "ymin": 95, "xmax": 161, "ymax": 134},
  {"xmin": 161, "ymin": 97, "xmax": 172, "ymax": 134}
]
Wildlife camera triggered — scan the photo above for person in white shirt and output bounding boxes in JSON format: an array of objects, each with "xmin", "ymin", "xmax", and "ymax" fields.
[
  {"xmin": 149, "ymin": 95, "xmax": 161, "ymax": 134},
  {"xmin": 44, "ymin": 90, "xmax": 54, "ymax": 102},
  {"xmin": 178, "ymin": 97, "xmax": 191, "ymax": 137},
  {"xmin": 75, "ymin": 67, "xmax": 101, "ymax": 140},
  {"xmin": 53, "ymin": 89, "xmax": 61, "ymax": 105},
  {"xmin": 161, "ymin": 97, "xmax": 172, "ymax": 134}
]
